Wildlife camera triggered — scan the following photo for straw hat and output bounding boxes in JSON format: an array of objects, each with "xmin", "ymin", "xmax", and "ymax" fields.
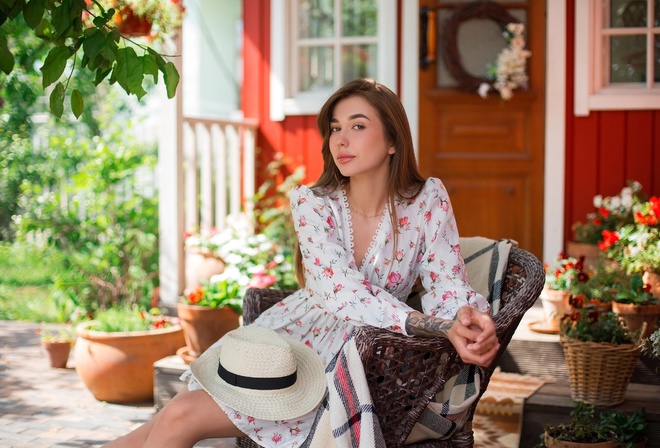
[{"xmin": 190, "ymin": 325, "xmax": 326, "ymax": 420}]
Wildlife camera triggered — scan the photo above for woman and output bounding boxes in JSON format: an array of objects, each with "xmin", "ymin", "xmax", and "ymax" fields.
[{"xmin": 104, "ymin": 78, "xmax": 499, "ymax": 448}]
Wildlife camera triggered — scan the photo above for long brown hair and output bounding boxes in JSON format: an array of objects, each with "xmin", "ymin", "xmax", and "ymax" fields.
[{"xmin": 295, "ymin": 78, "xmax": 426, "ymax": 286}]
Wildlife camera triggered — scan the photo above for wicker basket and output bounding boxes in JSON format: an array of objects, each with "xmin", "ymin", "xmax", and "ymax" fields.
[{"xmin": 560, "ymin": 337, "xmax": 642, "ymax": 407}]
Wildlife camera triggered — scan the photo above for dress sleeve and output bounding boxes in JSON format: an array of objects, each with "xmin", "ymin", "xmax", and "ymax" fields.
[
  {"xmin": 291, "ymin": 186, "xmax": 414, "ymax": 335},
  {"xmin": 416, "ymin": 180, "xmax": 490, "ymax": 319}
]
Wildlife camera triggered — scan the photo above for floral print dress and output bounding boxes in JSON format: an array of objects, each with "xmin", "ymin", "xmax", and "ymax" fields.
[{"xmin": 183, "ymin": 177, "xmax": 489, "ymax": 447}]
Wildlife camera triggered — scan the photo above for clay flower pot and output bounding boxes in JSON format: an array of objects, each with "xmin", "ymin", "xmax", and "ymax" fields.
[
  {"xmin": 612, "ymin": 301, "xmax": 660, "ymax": 339},
  {"xmin": 176, "ymin": 302, "xmax": 240, "ymax": 362},
  {"xmin": 74, "ymin": 320, "xmax": 185, "ymax": 403},
  {"xmin": 42, "ymin": 341, "xmax": 72, "ymax": 369}
]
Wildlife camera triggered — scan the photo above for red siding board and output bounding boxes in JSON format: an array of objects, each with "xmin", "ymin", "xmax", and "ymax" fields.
[
  {"xmin": 598, "ymin": 112, "xmax": 626, "ymax": 195},
  {"xmin": 626, "ymin": 111, "xmax": 654, "ymax": 192},
  {"xmin": 653, "ymin": 112, "xmax": 660, "ymax": 195},
  {"xmin": 570, "ymin": 115, "xmax": 599, "ymax": 239}
]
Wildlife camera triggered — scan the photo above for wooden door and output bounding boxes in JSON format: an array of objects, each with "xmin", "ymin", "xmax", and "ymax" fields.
[{"xmin": 418, "ymin": 0, "xmax": 545, "ymax": 258}]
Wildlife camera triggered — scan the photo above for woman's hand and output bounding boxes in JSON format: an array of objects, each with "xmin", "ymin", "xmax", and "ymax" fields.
[
  {"xmin": 405, "ymin": 307, "xmax": 500, "ymax": 367},
  {"xmin": 448, "ymin": 306, "xmax": 499, "ymax": 367}
]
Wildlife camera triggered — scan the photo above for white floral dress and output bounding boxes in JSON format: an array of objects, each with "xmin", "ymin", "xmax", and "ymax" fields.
[{"xmin": 182, "ymin": 177, "xmax": 489, "ymax": 447}]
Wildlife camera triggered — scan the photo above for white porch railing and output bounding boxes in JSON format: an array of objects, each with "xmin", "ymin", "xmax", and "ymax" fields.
[{"xmin": 182, "ymin": 116, "xmax": 259, "ymax": 234}]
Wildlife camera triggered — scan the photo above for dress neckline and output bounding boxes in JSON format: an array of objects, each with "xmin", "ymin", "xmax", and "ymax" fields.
[{"xmin": 340, "ymin": 188, "xmax": 389, "ymax": 271}]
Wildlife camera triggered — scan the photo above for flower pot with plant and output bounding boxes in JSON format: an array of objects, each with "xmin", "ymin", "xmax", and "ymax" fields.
[
  {"xmin": 536, "ymin": 401, "xmax": 647, "ymax": 448},
  {"xmin": 612, "ymin": 273, "xmax": 660, "ymax": 339},
  {"xmin": 539, "ymin": 401, "xmax": 616, "ymax": 448},
  {"xmin": 559, "ymin": 301, "xmax": 643, "ymax": 407},
  {"xmin": 92, "ymin": 0, "xmax": 185, "ymax": 40},
  {"xmin": 569, "ymin": 182, "xmax": 644, "ymax": 271},
  {"xmin": 75, "ymin": 306, "xmax": 184, "ymax": 403},
  {"xmin": 567, "ymin": 261, "xmax": 622, "ymax": 315},
  {"xmin": 38, "ymin": 323, "xmax": 77, "ymax": 369},
  {"xmin": 536, "ymin": 254, "xmax": 590, "ymax": 333}
]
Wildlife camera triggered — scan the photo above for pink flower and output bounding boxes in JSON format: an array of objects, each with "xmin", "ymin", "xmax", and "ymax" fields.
[
  {"xmin": 398, "ymin": 216, "xmax": 410, "ymax": 229},
  {"xmin": 272, "ymin": 433, "xmax": 283, "ymax": 443},
  {"xmin": 298, "ymin": 216, "xmax": 307, "ymax": 227},
  {"xmin": 323, "ymin": 267, "xmax": 334, "ymax": 278},
  {"xmin": 333, "ymin": 283, "xmax": 343, "ymax": 293},
  {"xmin": 430, "ymin": 272, "xmax": 439, "ymax": 282},
  {"xmin": 327, "ymin": 215, "xmax": 335, "ymax": 228},
  {"xmin": 386, "ymin": 271, "xmax": 403, "ymax": 288},
  {"xmin": 424, "ymin": 211, "xmax": 432, "ymax": 223}
]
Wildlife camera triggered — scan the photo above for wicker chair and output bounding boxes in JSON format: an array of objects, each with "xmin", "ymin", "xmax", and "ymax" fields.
[{"xmin": 236, "ymin": 246, "xmax": 544, "ymax": 448}]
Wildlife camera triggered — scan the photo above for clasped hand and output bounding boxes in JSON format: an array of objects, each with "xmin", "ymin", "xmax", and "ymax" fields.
[{"xmin": 448, "ymin": 306, "xmax": 499, "ymax": 367}]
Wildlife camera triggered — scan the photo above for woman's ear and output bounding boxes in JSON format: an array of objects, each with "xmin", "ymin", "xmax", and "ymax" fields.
[{"xmin": 388, "ymin": 146, "xmax": 396, "ymax": 155}]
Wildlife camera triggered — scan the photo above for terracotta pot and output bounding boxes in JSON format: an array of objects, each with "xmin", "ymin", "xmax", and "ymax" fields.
[
  {"xmin": 176, "ymin": 302, "xmax": 240, "ymax": 361},
  {"xmin": 612, "ymin": 301, "xmax": 660, "ymax": 339},
  {"xmin": 42, "ymin": 341, "xmax": 72, "ymax": 369},
  {"xmin": 74, "ymin": 321, "xmax": 185, "ymax": 403},
  {"xmin": 643, "ymin": 271, "xmax": 660, "ymax": 300},
  {"xmin": 114, "ymin": 8, "xmax": 152, "ymax": 37},
  {"xmin": 184, "ymin": 249, "xmax": 225, "ymax": 293},
  {"xmin": 566, "ymin": 241, "xmax": 602, "ymax": 272},
  {"xmin": 539, "ymin": 287, "xmax": 571, "ymax": 331},
  {"xmin": 544, "ymin": 433, "xmax": 617, "ymax": 448}
]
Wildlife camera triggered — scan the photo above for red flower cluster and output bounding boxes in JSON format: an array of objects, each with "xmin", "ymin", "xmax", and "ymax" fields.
[{"xmin": 634, "ymin": 196, "xmax": 660, "ymax": 226}]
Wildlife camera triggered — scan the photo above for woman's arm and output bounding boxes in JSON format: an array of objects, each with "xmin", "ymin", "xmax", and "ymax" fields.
[{"xmin": 405, "ymin": 308, "xmax": 500, "ymax": 367}]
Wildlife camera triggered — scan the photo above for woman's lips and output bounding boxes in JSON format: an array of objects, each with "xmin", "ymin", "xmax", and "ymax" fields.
[{"xmin": 336, "ymin": 153, "xmax": 354, "ymax": 163}]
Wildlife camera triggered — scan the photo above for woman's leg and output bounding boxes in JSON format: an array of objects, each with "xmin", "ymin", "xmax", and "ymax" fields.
[{"xmin": 103, "ymin": 389, "xmax": 245, "ymax": 448}]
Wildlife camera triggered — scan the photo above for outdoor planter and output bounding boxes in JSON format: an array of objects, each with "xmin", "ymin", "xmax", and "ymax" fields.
[
  {"xmin": 42, "ymin": 341, "xmax": 72, "ymax": 369},
  {"xmin": 74, "ymin": 320, "xmax": 185, "ymax": 403},
  {"xmin": 176, "ymin": 302, "xmax": 240, "ymax": 362}
]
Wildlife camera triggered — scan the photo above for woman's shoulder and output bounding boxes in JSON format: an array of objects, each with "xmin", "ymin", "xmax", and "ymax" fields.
[
  {"xmin": 417, "ymin": 177, "xmax": 450, "ymax": 200},
  {"xmin": 290, "ymin": 184, "xmax": 340, "ymax": 207}
]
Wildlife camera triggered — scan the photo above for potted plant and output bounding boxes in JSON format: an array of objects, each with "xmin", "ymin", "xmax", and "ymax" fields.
[
  {"xmin": 569, "ymin": 181, "xmax": 644, "ymax": 271},
  {"xmin": 536, "ymin": 401, "xmax": 647, "ymax": 448},
  {"xmin": 38, "ymin": 323, "xmax": 77, "ymax": 369},
  {"xmin": 178, "ymin": 217, "xmax": 299, "ymax": 362},
  {"xmin": 536, "ymin": 253, "xmax": 589, "ymax": 333},
  {"xmin": 559, "ymin": 302, "xmax": 642, "ymax": 407},
  {"xmin": 567, "ymin": 261, "xmax": 622, "ymax": 314},
  {"xmin": 537, "ymin": 401, "xmax": 617, "ymax": 448},
  {"xmin": 90, "ymin": 0, "xmax": 185, "ymax": 40},
  {"xmin": 611, "ymin": 273, "xmax": 660, "ymax": 339},
  {"xmin": 75, "ymin": 306, "xmax": 184, "ymax": 403}
]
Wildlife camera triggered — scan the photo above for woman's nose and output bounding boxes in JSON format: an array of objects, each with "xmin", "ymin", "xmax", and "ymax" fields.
[{"xmin": 334, "ymin": 131, "xmax": 348, "ymax": 147}]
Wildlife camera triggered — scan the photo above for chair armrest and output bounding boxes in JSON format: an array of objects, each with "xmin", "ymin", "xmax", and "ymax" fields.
[{"xmin": 242, "ymin": 288, "xmax": 296, "ymax": 325}]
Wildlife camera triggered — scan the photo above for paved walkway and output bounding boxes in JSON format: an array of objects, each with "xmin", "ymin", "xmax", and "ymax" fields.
[{"xmin": 0, "ymin": 320, "xmax": 235, "ymax": 448}]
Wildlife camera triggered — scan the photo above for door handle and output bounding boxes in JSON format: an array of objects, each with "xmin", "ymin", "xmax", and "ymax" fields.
[{"xmin": 420, "ymin": 6, "xmax": 436, "ymax": 70}]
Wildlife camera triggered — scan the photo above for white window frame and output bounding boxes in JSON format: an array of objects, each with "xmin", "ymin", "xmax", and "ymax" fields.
[
  {"xmin": 575, "ymin": 0, "xmax": 660, "ymax": 116},
  {"xmin": 270, "ymin": 0, "xmax": 397, "ymax": 121}
]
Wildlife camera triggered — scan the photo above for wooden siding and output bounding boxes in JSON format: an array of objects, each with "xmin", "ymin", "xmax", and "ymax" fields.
[
  {"xmin": 242, "ymin": 0, "xmax": 323, "ymax": 188},
  {"xmin": 564, "ymin": 0, "xmax": 660, "ymax": 245}
]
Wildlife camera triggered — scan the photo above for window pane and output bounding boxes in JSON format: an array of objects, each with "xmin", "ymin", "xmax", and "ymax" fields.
[
  {"xmin": 299, "ymin": 0, "xmax": 334, "ymax": 39},
  {"xmin": 610, "ymin": 0, "xmax": 647, "ymax": 28},
  {"xmin": 341, "ymin": 44, "xmax": 377, "ymax": 83},
  {"xmin": 298, "ymin": 46, "xmax": 334, "ymax": 92},
  {"xmin": 610, "ymin": 35, "xmax": 647, "ymax": 82},
  {"xmin": 656, "ymin": 0, "xmax": 660, "ymax": 26},
  {"xmin": 341, "ymin": 0, "xmax": 377, "ymax": 37}
]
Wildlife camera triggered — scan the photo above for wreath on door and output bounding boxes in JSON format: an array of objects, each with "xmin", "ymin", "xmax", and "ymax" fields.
[{"xmin": 441, "ymin": 1, "xmax": 531, "ymax": 100}]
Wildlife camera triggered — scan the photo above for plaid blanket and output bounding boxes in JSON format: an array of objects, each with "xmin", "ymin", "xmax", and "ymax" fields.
[{"xmin": 303, "ymin": 337, "xmax": 385, "ymax": 448}]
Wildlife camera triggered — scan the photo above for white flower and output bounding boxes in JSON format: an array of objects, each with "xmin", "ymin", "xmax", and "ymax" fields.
[
  {"xmin": 478, "ymin": 83, "xmax": 490, "ymax": 98},
  {"xmin": 593, "ymin": 195, "xmax": 603, "ymax": 208}
]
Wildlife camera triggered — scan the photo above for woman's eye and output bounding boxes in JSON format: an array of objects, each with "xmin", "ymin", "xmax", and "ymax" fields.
[
  {"xmin": 330, "ymin": 126, "xmax": 340, "ymax": 132},
  {"xmin": 353, "ymin": 124, "xmax": 365, "ymax": 130}
]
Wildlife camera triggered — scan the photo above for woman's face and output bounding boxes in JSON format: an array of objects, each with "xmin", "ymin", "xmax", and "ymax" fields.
[{"xmin": 328, "ymin": 95, "xmax": 394, "ymax": 181}]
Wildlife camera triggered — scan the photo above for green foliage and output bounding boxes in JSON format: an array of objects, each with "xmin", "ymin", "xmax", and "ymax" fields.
[
  {"xmin": 182, "ymin": 278, "xmax": 242, "ymax": 313},
  {"xmin": 644, "ymin": 328, "xmax": 660, "ymax": 359},
  {"xmin": 0, "ymin": 241, "xmax": 68, "ymax": 322},
  {"xmin": 599, "ymin": 407, "xmax": 647, "ymax": 448},
  {"xmin": 560, "ymin": 308, "xmax": 634, "ymax": 345},
  {"xmin": 567, "ymin": 261, "xmax": 622, "ymax": 303},
  {"xmin": 13, "ymin": 120, "xmax": 159, "ymax": 315},
  {"xmin": 615, "ymin": 272, "xmax": 658, "ymax": 305},
  {"xmin": 86, "ymin": 306, "xmax": 170, "ymax": 332},
  {"xmin": 0, "ymin": 0, "xmax": 180, "ymax": 118}
]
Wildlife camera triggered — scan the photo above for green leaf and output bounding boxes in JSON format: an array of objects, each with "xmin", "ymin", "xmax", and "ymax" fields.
[
  {"xmin": 49, "ymin": 82, "xmax": 65, "ymax": 118},
  {"xmin": 23, "ymin": 0, "xmax": 45, "ymax": 29},
  {"xmin": 0, "ymin": 35, "xmax": 15, "ymax": 74},
  {"xmin": 71, "ymin": 89, "xmax": 83, "ymax": 118},
  {"xmin": 34, "ymin": 17, "xmax": 52, "ymax": 38},
  {"xmin": 142, "ymin": 53, "xmax": 158, "ymax": 83},
  {"xmin": 114, "ymin": 47, "xmax": 148, "ymax": 99},
  {"xmin": 162, "ymin": 61, "xmax": 179, "ymax": 99},
  {"xmin": 40, "ymin": 45, "xmax": 70, "ymax": 88},
  {"xmin": 50, "ymin": 1, "xmax": 71, "ymax": 38}
]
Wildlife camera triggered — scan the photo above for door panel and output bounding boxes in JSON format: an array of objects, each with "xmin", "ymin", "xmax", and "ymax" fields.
[{"xmin": 418, "ymin": 0, "xmax": 545, "ymax": 257}]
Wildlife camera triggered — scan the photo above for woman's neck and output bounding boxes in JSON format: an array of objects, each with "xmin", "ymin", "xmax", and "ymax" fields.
[{"xmin": 345, "ymin": 178, "xmax": 389, "ymax": 217}]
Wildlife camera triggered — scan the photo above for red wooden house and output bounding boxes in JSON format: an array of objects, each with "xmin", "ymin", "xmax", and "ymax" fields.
[{"xmin": 158, "ymin": 0, "xmax": 660, "ymax": 305}]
